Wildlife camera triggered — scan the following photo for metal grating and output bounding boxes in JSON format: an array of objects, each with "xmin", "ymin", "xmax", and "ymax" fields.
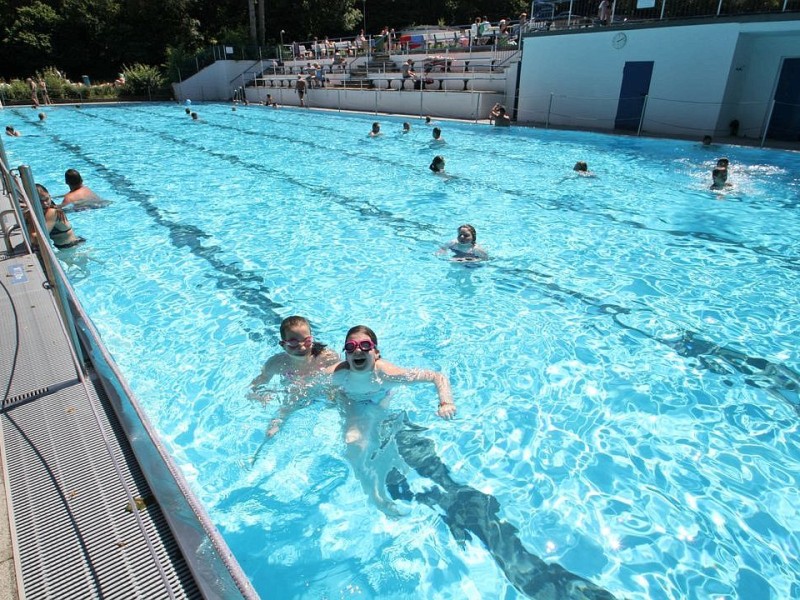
[{"xmin": 2, "ymin": 377, "xmax": 202, "ymax": 599}]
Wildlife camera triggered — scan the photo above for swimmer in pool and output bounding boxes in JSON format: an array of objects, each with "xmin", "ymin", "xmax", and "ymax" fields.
[
  {"xmin": 429, "ymin": 155, "xmax": 446, "ymax": 174},
  {"xmin": 573, "ymin": 161, "xmax": 595, "ymax": 177},
  {"xmin": 431, "ymin": 127, "xmax": 445, "ymax": 144},
  {"xmin": 60, "ymin": 169, "xmax": 109, "ymax": 210},
  {"xmin": 328, "ymin": 325, "xmax": 456, "ymax": 513},
  {"xmin": 437, "ymin": 224, "xmax": 488, "ymax": 261},
  {"xmin": 710, "ymin": 166, "xmax": 731, "ymax": 190},
  {"xmin": 29, "ymin": 184, "xmax": 86, "ymax": 250},
  {"xmin": 250, "ymin": 315, "xmax": 339, "ymax": 436},
  {"xmin": 369, "ymin": 122, "xmax": 382, "ymax": 137},
  {"xmin": 402, "ymin": 122, "xmax": 411, "ymax": 134}
]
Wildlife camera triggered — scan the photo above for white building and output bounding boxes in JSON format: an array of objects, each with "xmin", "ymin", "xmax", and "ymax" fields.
[{"xmin": 516, "ymin": 15, "xmax": 800, "ymax": 142}]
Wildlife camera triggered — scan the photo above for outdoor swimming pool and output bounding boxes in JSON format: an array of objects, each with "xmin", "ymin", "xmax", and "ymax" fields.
[{"xmin": 4, "ymin": 103, "xmax": 799, "ymax": 599}]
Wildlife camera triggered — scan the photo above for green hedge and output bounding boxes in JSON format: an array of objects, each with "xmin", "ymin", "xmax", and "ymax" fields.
[{"xmin": 0, "ymin": 64, "xmax": 171, "ymax": 104}]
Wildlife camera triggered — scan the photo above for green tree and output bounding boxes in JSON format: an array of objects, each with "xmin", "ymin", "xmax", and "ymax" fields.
[{"xmin": 2, "ymin": 1, "xmax": 61, "ymax": 75}]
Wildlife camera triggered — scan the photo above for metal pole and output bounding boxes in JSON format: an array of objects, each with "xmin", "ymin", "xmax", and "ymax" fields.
[
  {"xmin": 717, "ymin": 0, "xmax": 723, "ymax": 16},
  {"xmin": 761, "ymin": 99, "xmax": 776, "ymax": 147},
  {"xmin": 637, "ymin": 94, "xmax": 649, "ymax": 136},
  {"xmin": 0, "ymin": 165, "xmax": 33, "ymax": 252},
  {"xmin": 660, "ymin": 0, "xmax": 667, "ymax": 20},
  {"xmin": 19, "ymin": 165, "xmax": 86, "ymax": 369},
  {"xmin": 546, "ymin": 93, "xmax": 553, "ymax": 128},
  {"xmin": 0, "ymin": 132, "xmax": 9, "ymax": 170}
]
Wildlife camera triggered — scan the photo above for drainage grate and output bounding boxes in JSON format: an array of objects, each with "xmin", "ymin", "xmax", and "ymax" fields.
[
  {"xmin": 2, "ymin": 378, "xmax": 202, "ymax": 599},
  {"xmin": 2, "ymin": 379, "xmax": 81, "ymax": 410}
]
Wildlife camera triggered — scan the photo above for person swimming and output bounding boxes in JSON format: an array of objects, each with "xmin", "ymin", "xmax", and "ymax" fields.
[
  {"xmin": 438, "ymin": 224, "xmax": 489, "ymax": 261},
  {"xmin": 32, "ymin": 184, "xmax": 86, "ymax": 249},
  {"xmin": 369, "ymin": 122, "xmax": 382, "ymax": 137},
  {"xmin": 328, "ymin": 325, "xmax": 455, "ymax": 514},
  {"xmin": 429, "ymin": 155, "xmax": 446, "ymax": 173},
  {"xmin": 431, "ymin": 127, "xmax": 445, "ymax": 144},
  {"xmin": 60, "ymin": 169, "xmax": 109, "ymax": 210},
  {"xmin": 710, "ymin": 166, "xmax": 730, "ymax": 190},
  {"xmin": 250, "ymin": 315, "xmax": 339, "ymax": 438}
]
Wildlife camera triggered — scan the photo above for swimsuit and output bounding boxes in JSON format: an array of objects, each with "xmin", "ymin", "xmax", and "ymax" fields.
[{"xmin": 55, "ymin": 237, "xmax": 86, "ymax": 249}]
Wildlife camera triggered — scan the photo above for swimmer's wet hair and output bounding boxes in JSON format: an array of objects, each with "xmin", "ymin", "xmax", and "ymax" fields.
[
  {"xmin": 65, "ymin": 169, "xmax": 83, "ymax": 186},
  {"xmin": 280, "ymin": 315, "xmax": 311, "ymax": 339},
  {"xmin": 281, "ymin": 315, "xmax": 328, "ymax": 356},
  {"xmin": 429, "ymin": 155, "xmax": 445, "ymax": 172}
]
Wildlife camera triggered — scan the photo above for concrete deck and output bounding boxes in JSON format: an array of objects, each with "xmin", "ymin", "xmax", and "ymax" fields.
[{"xmin": 0, "ymin": 187, "xmax": 205, "ymax": 599}]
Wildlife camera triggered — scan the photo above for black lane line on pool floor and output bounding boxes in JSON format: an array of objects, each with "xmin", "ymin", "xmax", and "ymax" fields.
[
  {"xmin": 22, "ymin": 108, "xmax": 800, "ymax": 408},
  {"xmin": 126, "ymin": 105, "xmax": 800, "ymax": 274},
  {"xmin": 497, "ymin": 263, "xmax": 800, "ymax": 409},
  {"xmin": 94, "ymin": 107, "xmax": 444, "ymax": 240},
  {"xmin": 19, "ymin": 115, "xmax": 284, "ymax": 342}
]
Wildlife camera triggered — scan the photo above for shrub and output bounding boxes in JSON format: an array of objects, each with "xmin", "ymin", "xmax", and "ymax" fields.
[{"xmin": 120, "ymin": 63, "xmax": 166, "ymax": 96}]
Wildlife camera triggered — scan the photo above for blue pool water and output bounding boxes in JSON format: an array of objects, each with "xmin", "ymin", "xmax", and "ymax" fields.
[{"xmin": 4, "ymin": 103, "xmax": 800, "ymax": 599}]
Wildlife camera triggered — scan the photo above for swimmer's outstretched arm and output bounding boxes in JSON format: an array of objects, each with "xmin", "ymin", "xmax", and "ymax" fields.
[
  {"xmin": 377, "ymin": 361, "xmax": 456, "ymax": 419},
  {"xmin": 249, "ymin": 354, "xmax": 283, "ymax": 399}
]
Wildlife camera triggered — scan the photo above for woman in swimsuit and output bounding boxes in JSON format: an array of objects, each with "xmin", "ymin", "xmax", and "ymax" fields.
[
  {"xmin": 328, "ymin": 325, "xmax": 456, "ymax": 514},
  {"xmin": 250, "ymin": 315, "xmax": 339, "ymax": 436},
  {"xmin": 438, "ymin": 224, "xmax": 488, "ymax": 261},
  {"xmin": 32, "ymin": 184, "xmax": 86, "ymax": 249}
]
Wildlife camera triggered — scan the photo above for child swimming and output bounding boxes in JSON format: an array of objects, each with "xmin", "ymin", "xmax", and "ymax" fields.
[
  {"xmin": 429, "ymin": 155, "xmax": 446, "ymax": 173},
  {"xmin": 438, "ymin": 224, "xmax": 489, "ymax": 261},
  {"xmin": 328, "ymin": 325, "xmax": 456, "ymax": 514},
  {"xmin": 250, "ymin": 315, "xmax": 339, "ymax": 436}
]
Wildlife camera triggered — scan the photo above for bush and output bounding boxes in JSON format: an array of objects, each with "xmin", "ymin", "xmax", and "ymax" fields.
[
  {"xmin": 0, "ymin": 72, "xmax": 121, "ymax": 104},
  {"xmin": 120, "ymin": 63, "xmax": 166, "ymax": 96}
]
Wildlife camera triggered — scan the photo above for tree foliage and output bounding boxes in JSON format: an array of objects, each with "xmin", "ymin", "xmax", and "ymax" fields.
[{"xmin": 0, "ymin": 0, "xmax": 530, "ymax": 80}]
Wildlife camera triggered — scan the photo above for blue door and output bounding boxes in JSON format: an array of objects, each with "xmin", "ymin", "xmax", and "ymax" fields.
[
  {"xmin": 767, "ymin": 57, "xmax": 800, "ymax": 142},
  {"xmin": 615, "ymin": 61, "xmax": 654, "ymax": 131}
]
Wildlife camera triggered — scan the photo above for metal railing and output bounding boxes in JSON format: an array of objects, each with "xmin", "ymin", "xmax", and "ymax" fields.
[{"xmin": 176, "ymin": 0, "xmax": 799, "ymax": 81}]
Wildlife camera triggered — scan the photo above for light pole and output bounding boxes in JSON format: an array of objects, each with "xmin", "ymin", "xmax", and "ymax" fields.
[
  {"xmin": 279, "ymin": 30, "xmax": 285, "ymax": 62},
  {"xmin": 362, "ymin": 0, "xmax": 366, "ymax": 34}
]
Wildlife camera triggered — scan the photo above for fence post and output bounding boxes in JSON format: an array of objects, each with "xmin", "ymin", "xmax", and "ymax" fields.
[
  {"xmin": 638, "ymin": 94, "xmax": 649, "ymax": 136},
  {"xmin": 717, "ymin": 0, "xmax": 723, "ymax": 15},
  {"xmin": 546, "ymin": 92, "xmax": 553, "ymax": 128}
]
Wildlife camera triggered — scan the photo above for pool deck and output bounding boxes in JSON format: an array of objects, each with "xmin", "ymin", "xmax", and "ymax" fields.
[
  {"xmin": 0, "ymin": 453, "xmax": 16, "ymax": 600},
  {"xmin": 0, "ymin": 187, "xmax": 207, "ymax": 599}
]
